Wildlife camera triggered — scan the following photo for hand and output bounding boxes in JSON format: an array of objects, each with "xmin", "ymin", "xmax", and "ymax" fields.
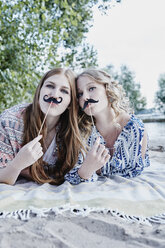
[
  {"xmin": 13, "ymin": 135, "xmax": 43, "ymax": 171},
  {"xmin": 78, "ymin": 137, "xmax": 110, "ymax": 179}
]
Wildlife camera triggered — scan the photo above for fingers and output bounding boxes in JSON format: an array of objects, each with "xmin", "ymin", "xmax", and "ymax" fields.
[
  {"xmin": 32, "ymin": 147, "xmax": 43, "ymax": 160},
  {"xmin": 35, "ymin": 146, "xmax": 43, "ymax": 155},
  {"xmin": 97, "ymin": 144, "xmax": 105, "ymax": 156},
  {"xmin": 33, "ymin": 141, "xmax": 42, "ymax": 151},
  {"xmin": 97, "ymin": 145, "xmax": 109, "ymax": 163},
  {"xmin": 26, "ymin": 135, "xmax": 43, "ymax": 160},
  {"xmin": 37, "ymin": 150, "xmax": 44, "ymax": 159},
  {"xmin": 92, "ymin": 136, "xmax": 109, "ymax": 158},
  {"xmin": 30, "ymin": 135, "xmax": 42, "ymax": 147},
  {"xmin": 101, "ymin": 148, "xmax": 109, "ymax": 157},
  {"xmin": 104, "ymin": 154, "xmax": 111, "ymax": 163},
  {"xmin": 33, "ymin": 141, "xmax": 43, "ymax": 158},
  {"xmin": 27, "ymin": 135, "xmax": 43, "ymax": 153},
  {"xmin": 91, "ymin": 136, "xmax": 100, "ymax": 151}
]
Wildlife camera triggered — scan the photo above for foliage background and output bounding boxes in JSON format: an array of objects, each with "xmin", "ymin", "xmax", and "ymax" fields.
[
  {"xmin": 0, "ymin": 0, "xmax": 160, "ymax": 114},
  {"xmin": 103, "ymin": 64, "xmax": 147, "ymax": 113},
  {"xmin": 0, "ymin": 0, "xmax": 102, "ymax": 112}
]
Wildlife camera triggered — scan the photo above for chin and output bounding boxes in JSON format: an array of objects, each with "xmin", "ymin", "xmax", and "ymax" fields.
[
  {"xmin": 84, "ymin": 109, "xmax": 94, "ymax": 116},
  {"xmin": 84, "ymin": 112, "xmax": 91, "ymax": 116}
]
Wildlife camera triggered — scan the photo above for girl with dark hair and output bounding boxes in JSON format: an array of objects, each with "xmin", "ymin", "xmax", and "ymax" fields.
[{"xmin": 0, "ymin": 68, "xmax": 82, "ymax": 185}]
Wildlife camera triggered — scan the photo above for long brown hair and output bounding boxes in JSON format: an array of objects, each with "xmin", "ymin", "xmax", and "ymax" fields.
[{"xmin": 22, "ymin": 68, "xmax": 82, "ymax": 185}]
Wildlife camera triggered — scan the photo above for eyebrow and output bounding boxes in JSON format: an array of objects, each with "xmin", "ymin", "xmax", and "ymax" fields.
[
  {"xmin": 45, "ymin": 81, "xmax": 70, "ymax": 90},
  {"xmin": 77, "ymin": 82, "xmax": 95, "ymax": 91}
]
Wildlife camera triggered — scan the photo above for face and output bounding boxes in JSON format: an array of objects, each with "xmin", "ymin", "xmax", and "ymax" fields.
[
  {"xmin": 77, "ymin": 75, "xmax": 109, "ymax": 116},
  {"xmin": 39, "ymin": 73, "xmax": 71, "ymax": 117}
]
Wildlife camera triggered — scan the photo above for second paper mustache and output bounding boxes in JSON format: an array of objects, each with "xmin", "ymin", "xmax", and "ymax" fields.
[{"xmin": 83, "ymin": 99, "xmax": 99, "ymax": 110}]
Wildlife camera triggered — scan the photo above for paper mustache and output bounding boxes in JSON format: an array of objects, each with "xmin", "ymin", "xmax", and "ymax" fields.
[
  {"xmin": 43, "ymin": 95, "xmax": 63, "ymax": 104},
  {"xmin": 82, "ymin": 99, "xmax": 99, "ymax": 110}
]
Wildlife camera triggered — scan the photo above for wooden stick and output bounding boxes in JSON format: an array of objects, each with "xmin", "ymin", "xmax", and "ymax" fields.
[
  {"xmin": 38, "ymin": 102, "xmax": 52, "ymax": 136},
  {"xmin": 89, "ymin": 107, "xmax": 98, "ymax": 144},
  {"xmin": 89, "ymin": 107, "xmax": 95, "ymax": 129}
]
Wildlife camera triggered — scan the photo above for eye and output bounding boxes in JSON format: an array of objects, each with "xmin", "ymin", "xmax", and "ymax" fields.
[
  {"xmin": 46, "ymin": 84, "xmax": 54, "ymax": 89},
  {"xmin": 77, "ymin": 92, "xmax": 83, "ymax": 98},
  {"xmin": 89, "ymin": 87, "xmax": 96, "ymax": 92},
  {"xmin": 61, "ymin": 89, "xmax": 69, "ymax": 94}
]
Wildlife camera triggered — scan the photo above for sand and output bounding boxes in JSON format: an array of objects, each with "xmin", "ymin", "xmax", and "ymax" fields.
[
  {"xmin": 0, "ymin": 209, "xmax": 165, "ymax": 248},
  {"xmin": 0, "ymin": 142, "xmax": 165, "ymax": 247}
]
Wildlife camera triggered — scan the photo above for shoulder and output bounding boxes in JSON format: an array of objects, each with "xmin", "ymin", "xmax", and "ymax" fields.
[
  {"xmin": 116, "ymin": 111, "xmax": 144, "ymax": 130},
  {"xmin": 116, "ymin": 112, "xmax": 130, "ymax": 129},
  {"xmin": 0, "ymin": 103, "xmax": 30, "ymax": 129},
  {"xmin": 115, "ymin": 113, "xmax": 145, "ymax": 141},
  {"xmin": 122, "ymin": 114, "xmax": 145, "ymax": 143},
  {"xmin": 127, "ymin": 114, "xmax": 144, "ymax": 130},
  {"xmin": 0, "ymin": 103, "xmax": 29, "ymax": 118}
]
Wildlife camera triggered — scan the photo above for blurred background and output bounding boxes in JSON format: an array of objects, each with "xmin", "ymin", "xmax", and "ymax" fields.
[{"xmin": 0, "ymin": 0, "xmax": 165, "ymax": 138}]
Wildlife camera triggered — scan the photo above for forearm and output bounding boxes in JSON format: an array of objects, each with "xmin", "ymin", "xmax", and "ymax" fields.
[{"xmin": 0, "ymin": 160, "xmax": 22, "ymax": 185}]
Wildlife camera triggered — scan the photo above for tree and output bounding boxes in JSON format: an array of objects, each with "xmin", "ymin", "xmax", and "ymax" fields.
[
  {"xmin": 155, "ymin": 74, "xmax": 165, "ymax": 113},
  {"xmin": 103, "ymin": 64, "xmax": 147, "ymax": 113},
  {"xmin": 0, "ymin": 0, "xmax": 121, "ymax": 113}
]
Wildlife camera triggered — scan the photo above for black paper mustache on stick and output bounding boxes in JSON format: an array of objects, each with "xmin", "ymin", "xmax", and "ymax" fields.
[
  {"xmin": 43, "ymin": 95, "xmax": 63, "ymax": 104},
  {"xmin": 82, "ymin": 99, "xmax": 99, "ymax": 110}
]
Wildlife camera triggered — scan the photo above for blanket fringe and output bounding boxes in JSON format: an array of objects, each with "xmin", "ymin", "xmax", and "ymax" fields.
[{"xmin": 0, "ymin": 205, "xmax": 165, "ymax": 225}]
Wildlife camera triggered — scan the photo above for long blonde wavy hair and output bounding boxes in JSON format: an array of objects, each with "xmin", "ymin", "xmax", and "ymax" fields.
[
  {"xmin": 22, "ymin": 68, "xmax": 82, "ymax": 185},
  {"xmin": 76, "ymin": 69, "xmax": 133, "ymax": 137}
]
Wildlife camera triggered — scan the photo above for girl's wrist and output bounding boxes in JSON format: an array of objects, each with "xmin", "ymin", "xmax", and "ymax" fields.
[
  {"xmin": 78, "ymin": 164, "xmax": 94, "ymax": 180},
  {"xmin": 11, "ymin": 156, "xmax": 27, "ymax": 172}
]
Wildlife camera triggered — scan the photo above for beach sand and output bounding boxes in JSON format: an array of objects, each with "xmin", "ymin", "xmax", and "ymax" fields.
[
  {"xmin": 0, "ymin": 201, "xmax": 165, "ymax": 248},
  {"xmin": 0, "ymin": 146, "xmax": 165, "ymax": 247}
]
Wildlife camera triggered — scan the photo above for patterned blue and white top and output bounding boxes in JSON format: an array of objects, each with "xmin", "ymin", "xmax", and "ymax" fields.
[{"xmin": 64, "ymin": 115, "xmax": 150, "ymax": 185}]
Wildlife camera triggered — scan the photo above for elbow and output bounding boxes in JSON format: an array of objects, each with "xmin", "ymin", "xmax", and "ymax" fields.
[
  {"xmin": 0, "ymin": 178, "xmax": 16, "ymax": 185},
  {"xmin": 7, "ymin": 180, "xmax": 16, "ymax": 186}
]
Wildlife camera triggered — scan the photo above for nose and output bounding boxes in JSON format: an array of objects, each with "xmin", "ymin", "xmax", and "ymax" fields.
[
  {"xmin": 82, "ymin": 90, "xmax": 89, "ymax": 101},
  {"xmin": 50, "ymin": 88, "xmax": 60, "ymax": 98}
]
